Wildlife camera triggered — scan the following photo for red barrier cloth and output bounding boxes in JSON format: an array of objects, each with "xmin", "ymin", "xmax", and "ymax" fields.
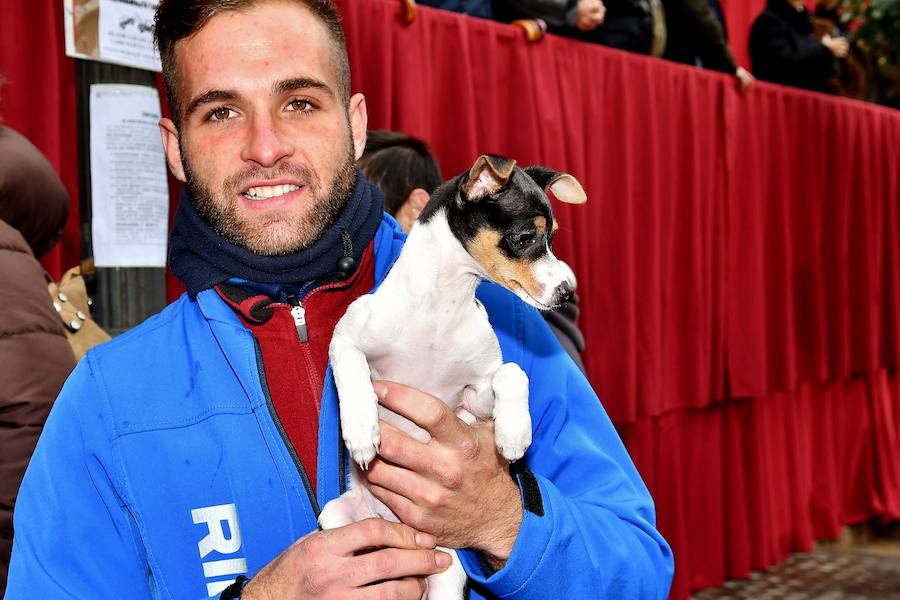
[
  {"xmin": 2, "ymin": 1, "xmax": 900, "ymax": 597},
  {"xmin": 621, "ymin": 369, "xmax": 900, "ymax": 599},
  {"xmin": 0, "ymin": 0, "xmax": 79, "ymax": 279}
]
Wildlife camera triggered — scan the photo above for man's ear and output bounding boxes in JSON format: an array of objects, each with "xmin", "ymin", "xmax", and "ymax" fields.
[
  {"xmin": 461, "ymin": 154, "xmax": 516, "ymax": 201},
  {"xmin": 524, "ymin": 166, "xmax": 587, "ymax": 204},
  {"xmin": 348, "ymin": 93, "xmax": 368, "ymax": 160},
  {"xmin": 159, "ymin": 118, "xmax": 186, "ymax": 182},
  {"xmin": 407, "ymin": 188, "xmax": 430, "ymax": 212}
]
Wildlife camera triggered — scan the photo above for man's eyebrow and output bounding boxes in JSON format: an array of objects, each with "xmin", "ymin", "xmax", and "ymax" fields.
[
  {"xmin": 274, "ymin": 77, "xmax": 335, "ymax": 100},
  {"xmin": 185, "ymin": 90, "xmax": 238, "ymax": 117}
]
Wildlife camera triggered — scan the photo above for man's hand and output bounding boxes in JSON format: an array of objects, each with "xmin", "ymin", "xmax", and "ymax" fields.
[
  {"xmin": 363, "ymin": 381, "xmax": 523, "ymax": 565},
  {"xmin": 822, "ymin": 34, "xmax": 850, "ymax": 59},
  {"xmin": 241, "ymin": 518, "xmax": 451, "ymax": 599},
  {"xmin": 576, "ymin": 0, "xmax": 606, "ymax": 31}
]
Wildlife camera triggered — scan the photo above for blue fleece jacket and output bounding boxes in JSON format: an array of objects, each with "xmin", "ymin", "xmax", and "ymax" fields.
[{"xmin": 7, "ymin": 216, "xmax": 673, "ymax": 599}]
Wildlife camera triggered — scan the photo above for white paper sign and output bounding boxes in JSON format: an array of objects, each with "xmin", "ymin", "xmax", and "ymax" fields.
[
  {"xmin": 90, "ymin": 84, "xmax": 169, "ymax": 267},
  {"xmin": 97, "ymin": 0, "xmax": 161, "ymax": 72}
]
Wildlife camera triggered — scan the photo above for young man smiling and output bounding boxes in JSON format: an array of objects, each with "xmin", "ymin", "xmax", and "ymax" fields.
[{"xmin": 6, "ymin": 1, "xmax": 673, "ymax": 598}]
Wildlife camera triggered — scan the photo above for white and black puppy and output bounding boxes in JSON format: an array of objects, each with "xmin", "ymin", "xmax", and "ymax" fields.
[{"xmin": 319, "ymin": 154, "xmax": 587, "ymax": 599}]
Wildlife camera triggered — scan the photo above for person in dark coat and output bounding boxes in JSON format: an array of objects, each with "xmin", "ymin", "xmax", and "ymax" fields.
[
  {"xmin": 662, "ymin": 0, "xmax": 756, "ymax": 90},
  {"xmin": 749, "ymin": 0, "xmax": 849, "ymax": 93},
  {"xmin": 416, "ymin": 0, "xmax": 493, "ymax": 19},
  {"xmin": 491, "ymin": 0, "xmax": 606, "ymax": 33},
  {"xmin": 0, "ymin": 124, "xmax": 77, "ymax": 594}
]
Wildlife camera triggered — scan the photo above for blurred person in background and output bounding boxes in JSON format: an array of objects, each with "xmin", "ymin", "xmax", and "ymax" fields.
[
  {"xmin": 496, "ymin": 0, "xmax": 656, "ymax": 55},
  {"xmin": 417, "ymin": 0, "xmax": 493, "ymax": 19},
  {"xmin": 812, "ymin": 0, "xmax": 869, "ymax": 99},
  {"xmin": 491, "ymin": 0, "xmax": 606, "ymax": 36},
  {"xmin": 360, "ymin": 129, "xmax": 587, "ymax": 372},
  {"xmin": 750, "ymin": 0, "xmax": 849, "ymax": 93},
  {"xmin": 357, "ymin": 130, "xmax": 442, "ymax": 232},
  {"xmin": 0, "ymin": 81, "xmax": 77, "ymax": 594}
]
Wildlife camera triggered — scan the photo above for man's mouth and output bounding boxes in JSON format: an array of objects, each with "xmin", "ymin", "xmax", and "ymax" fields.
[{"xmin": 241, "ymin": 184, "xmax": 302, "ymax": 200}]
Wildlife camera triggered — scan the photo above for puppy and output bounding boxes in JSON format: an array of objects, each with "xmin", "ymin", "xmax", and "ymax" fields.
[{"xmin": 319, "ymin": 154, "xmax": 587, "ymax": 599}]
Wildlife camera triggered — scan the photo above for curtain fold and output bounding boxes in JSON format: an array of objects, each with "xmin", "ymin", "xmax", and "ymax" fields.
[{"xmin": 620, "ymin": 370, "xmax": 900, "ymax": 599}]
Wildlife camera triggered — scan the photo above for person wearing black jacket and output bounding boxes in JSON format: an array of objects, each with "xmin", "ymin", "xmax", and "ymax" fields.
[
  {"xmin": 749, "ymin": 0, "xmax": 849, "ymax": 93},
  {"xmin": 662, "ymin": 0, "xmax": 755, "ymax": 90}
]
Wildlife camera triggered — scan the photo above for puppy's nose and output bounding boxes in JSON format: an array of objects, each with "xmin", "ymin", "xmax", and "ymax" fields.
[{"xmin": 555, "ymin": 280, "xmax": 574, "ymax": 304}]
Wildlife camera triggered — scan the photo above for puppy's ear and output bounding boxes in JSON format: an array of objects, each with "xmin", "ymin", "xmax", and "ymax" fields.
[
  {"xmin": 461, "ymin": 154, "xmax": 517, "ymax": 201},
  {"xmin": 524, "ymin": 166, "xmax": 587, "ymax": 205}
]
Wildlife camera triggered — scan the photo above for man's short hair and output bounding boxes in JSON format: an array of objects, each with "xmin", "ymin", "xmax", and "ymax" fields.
[
  {"xmin": 153, "ymin": 0, "xmax": 351, "ymax": 126},
  {"xmin": 358, "ymin": 130, "xmax": 443, "ymax": 216}
]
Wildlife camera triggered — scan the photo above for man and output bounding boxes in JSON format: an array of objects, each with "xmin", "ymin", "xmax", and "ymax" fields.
[{"xmin": 7, "ymin": 1, "xmax": 673, "ymax": 598}]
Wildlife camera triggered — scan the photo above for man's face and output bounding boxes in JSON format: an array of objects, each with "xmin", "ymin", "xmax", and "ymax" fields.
[{"xmin": 159, "ymin": 1, "xmax": 367, "ymax": 255}]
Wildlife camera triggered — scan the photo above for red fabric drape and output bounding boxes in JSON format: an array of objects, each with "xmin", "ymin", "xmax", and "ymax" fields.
[
  {"xmin": 621, "ymin": 369, "xmax": 900, "ymax": 598},
  {"xmin": 3, "ymin": 2, "xmax": 900, "ymax": 598}
]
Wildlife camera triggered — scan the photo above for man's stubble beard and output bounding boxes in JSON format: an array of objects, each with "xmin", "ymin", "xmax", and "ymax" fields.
[{"xmin": 182, "ymin": 138, "xmax": 358, "ymax": 256}]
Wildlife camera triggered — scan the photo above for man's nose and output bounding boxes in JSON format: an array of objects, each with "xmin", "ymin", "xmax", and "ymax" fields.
[{"xmin": 241, "ymin": 113, "xmax": 293, "ymax": 167}]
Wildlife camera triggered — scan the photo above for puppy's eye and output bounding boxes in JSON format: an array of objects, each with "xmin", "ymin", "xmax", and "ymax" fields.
[{"xmin": 511, "ymin": 231, "xmax": 537, "ymax": 249}]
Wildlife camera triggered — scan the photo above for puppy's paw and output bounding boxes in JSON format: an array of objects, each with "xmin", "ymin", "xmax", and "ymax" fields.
[
  {"xmin": 494, "ymin": 417, "xmax": 532, "ymax": 463},
  {"xmin": 341, "ymin": 392, "xmax": 381, "ymax": 469}
]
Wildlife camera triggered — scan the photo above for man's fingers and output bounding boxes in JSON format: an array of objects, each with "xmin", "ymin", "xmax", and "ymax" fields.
[
  {"xmin": 328, "ymin": 518, "xmax": 433, "ymax": 554},
  {"xmin": 374, "ymin": 381, "xmax": 466, "ymax": 443},
  {"xmin": 355, "ymin": 577, "xmax": 428, "ymax": 600},
  {"xmin": 377, "ymin": 421, "xmax": 435, "ymax": 472},
  {"xmin": 367, "ymin": 455, "xmax": 449, "ymax": 503},
  {"xmin": 369, "ymin": 482, "xmax": 420, "ymax": 525},
  {"xmin": 350, "ymin": 548, "xmax": 452, "ymax": 587}
]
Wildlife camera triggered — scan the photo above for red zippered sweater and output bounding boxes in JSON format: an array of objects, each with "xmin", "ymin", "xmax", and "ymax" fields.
[{"xmin": 215, "ymin": 241, "xmax": 375, "ymax": 490}]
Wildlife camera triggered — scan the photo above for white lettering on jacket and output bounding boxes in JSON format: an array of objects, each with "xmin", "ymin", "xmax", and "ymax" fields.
[{"xmin": 192, "ymin": 503, "xmax": 248, "ymax": 596}]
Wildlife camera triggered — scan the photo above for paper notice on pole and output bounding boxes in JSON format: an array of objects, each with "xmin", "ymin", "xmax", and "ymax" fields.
[
  {"xmin": 90, "ymin": 84, "xmax": 169, "ymax": 267},
  {"xmin": 97, "ymin": 0, "xmax": 161, "ymax": 71}
]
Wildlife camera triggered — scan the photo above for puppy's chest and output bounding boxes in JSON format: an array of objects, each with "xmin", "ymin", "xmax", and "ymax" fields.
[{"xmin": 366, "ymin": 303, "xmax": 502, "ymax": 403}]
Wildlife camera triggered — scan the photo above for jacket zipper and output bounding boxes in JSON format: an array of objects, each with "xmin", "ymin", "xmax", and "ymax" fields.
[
  {"xmin": 252, "ymin": 337, "xmax": 321, "ymax": 517},
  {"xmin": 286, "ymin": 295, "xmax": 309, "ymax": 342},
  {"xmin": 263, "ymin": 280, "xmax": 360, "ymax": 504}
]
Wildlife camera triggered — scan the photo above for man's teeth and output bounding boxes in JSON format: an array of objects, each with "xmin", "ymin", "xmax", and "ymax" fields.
[{"xmin": 243, "ymin": 184, "xmax": 300, "ymax": 199}]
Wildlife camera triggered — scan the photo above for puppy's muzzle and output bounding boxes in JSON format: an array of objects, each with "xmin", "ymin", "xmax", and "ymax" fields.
[{"xmin": 553, "ymin": 280, "xmax": 574, "ymax": 306}]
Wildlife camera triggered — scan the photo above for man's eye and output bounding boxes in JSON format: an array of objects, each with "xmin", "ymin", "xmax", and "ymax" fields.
[
  {"xmin": 208, "ymin": 107, "xmax": 236, "ymax": 122},
  {"xmin": 287, "ymin": 99, "xmax": 313, "ymax": 112}
]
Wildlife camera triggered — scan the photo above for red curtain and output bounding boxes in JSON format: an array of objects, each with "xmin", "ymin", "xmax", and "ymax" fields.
[
  {"xmin": 0, "ymin": 0, "xmax": 80, "ymax": 279},
  {"xmin": 3, "ymin": 1, "xmax": 900, "ymax": 598}
]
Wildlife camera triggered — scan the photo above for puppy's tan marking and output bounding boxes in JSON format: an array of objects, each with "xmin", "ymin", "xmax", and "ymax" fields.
[
  {"xmin": 533, "ymin": 216, "xmax": 558, "ymax": 235},
  {"xmin": 467, "ymin": 229, "xmax": 545, "ymax": 301}
]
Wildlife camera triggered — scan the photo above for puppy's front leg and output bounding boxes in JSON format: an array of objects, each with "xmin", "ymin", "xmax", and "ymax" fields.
[
  {"xmin": 330, "ymin": 302, "xmax": 380, "ymax": 469},
  {"xmin": 491, "ymin": 362, "xmax": 531, "ymax": 462}
]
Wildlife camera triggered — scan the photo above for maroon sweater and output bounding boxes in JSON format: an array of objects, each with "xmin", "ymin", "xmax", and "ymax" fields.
[{"xmin": 215, "ymin": 242, "xmax": 375, "ymax": 491}]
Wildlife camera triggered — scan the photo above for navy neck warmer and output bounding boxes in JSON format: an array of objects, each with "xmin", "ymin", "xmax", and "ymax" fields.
[{"xmin": 169, "ymin": 170, "xmax": 384, "ymax": 298}]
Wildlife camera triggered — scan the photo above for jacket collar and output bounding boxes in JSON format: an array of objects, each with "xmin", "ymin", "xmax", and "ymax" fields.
[{"xmin": 196, "ymin": 213, "xmax": 406, "ymax": 326}]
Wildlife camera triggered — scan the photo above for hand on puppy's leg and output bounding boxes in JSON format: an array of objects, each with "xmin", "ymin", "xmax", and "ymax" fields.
[{"xmin": 491, "ymin": 362, "xmax": 531, "ymax": 462}]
